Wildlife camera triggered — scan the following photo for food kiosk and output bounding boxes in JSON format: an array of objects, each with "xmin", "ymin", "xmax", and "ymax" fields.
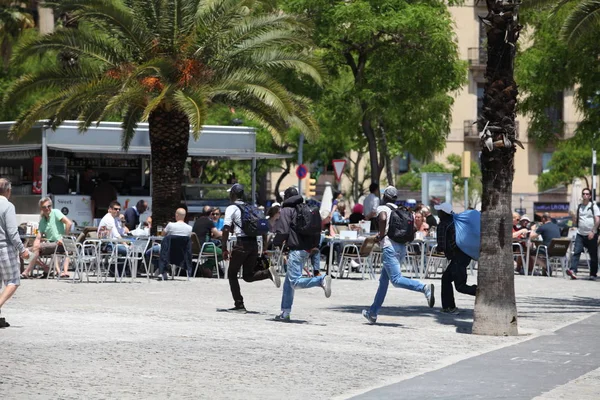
[{"xmin": 0, "ymin": 120, "xmax": 289, "ymax": 225}]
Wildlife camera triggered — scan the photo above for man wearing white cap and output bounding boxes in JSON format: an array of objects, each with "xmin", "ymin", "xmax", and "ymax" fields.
[
  {"xmin": 435, "ymin": 202, "xmax": 477, "ymax": 314},
  {"xmin": 362, "ymin": 186, "xmax": 434, "ymax": 325}
]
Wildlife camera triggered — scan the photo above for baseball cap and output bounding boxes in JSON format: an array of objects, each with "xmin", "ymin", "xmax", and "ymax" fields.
[
  {"xmin": 227, "ymin": 183, "xmax": 244, "ymax": 195},
  {"xmin": 434, "ymin": 202, "xmax": 453, "ymax": 214},
  {"xmin": 284, "ymin": 186, "xmax": 299, "ymax": 199},
  {"xmin": 383, "ymin": 186, "xmax": 398, "ymax": 199},
  {"xmin": 520, "ymin": 214, "xmax": 531, "ymax": 222}
]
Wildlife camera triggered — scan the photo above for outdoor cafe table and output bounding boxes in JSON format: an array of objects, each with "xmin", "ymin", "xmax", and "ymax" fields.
[{"xmin": 410, "ymin": 237, "xmax": 437, "ymax": 279}]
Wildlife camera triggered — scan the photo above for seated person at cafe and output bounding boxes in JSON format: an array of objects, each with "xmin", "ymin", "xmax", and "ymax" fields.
[
  {"xmin": 123, "ymin": 199, "xmax": 148, "ymax": 231},
  {"xmin": 349, "ymin": 204, "xmax": 364, "ymax": 224},
  {"xmin": 512, "ymin": 213, "xmax": 534, "ymax": 275},
  {"xmin": 192, "ymin": 206, "xmax": 223, "ymax": 276},
  {"xmin": 98, "ymin": 201, "xmax": 130, "ymax": 276},
  {"xmin": 165, "ymin": 208, "xmax": 193, "ymax": 237},
  {"xmin": 210, "ymin": 207, "xmax": 225, "ymax": 230},
  {"xmin": 130, "ymin": 217, "xmax": 151, "ymax": 237},
  {"xmin": 21, "ymin": 197, "xmax": 73, "ymax": 279},
  {"xmin": 414, "ymin": 211, "xmax": 430, "ymax": 234},
  {"xmin": 529, "ymin": 213, "xmax": 562, "ymax": 275},
  {"xmin": 332, "ymin": 201, "xmax": 349, "ymax": 224}
]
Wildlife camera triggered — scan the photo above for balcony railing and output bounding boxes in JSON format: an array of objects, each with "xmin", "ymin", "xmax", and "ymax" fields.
[{"xmin": 467, "ymin": 47, "xmax": 487, "ymax": 68}]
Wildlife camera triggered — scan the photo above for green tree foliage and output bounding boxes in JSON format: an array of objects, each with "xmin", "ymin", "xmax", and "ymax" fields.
[
  {"xmin": 518, "ymin": 3, "xmax": 600, "ymax": 185},
  {"xmin": 0, "ymin": 0, "xmax": 34, "ymax": 69},
  {"xmin": 285, "ymin": 0, "xmax": 466, "ymax": 184},
  {"xmin": 537, "ymin": 140, "xmax": 591, "ymax": 190},
  {"xmin": 396, "ymin": 154, "xmax": 482, "ymax": 206},
  {"xmin": 3, "ymin": 0, "xmax": 323, "ymax": 230}
]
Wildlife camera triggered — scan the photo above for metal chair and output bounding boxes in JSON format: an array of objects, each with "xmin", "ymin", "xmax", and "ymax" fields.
[
  {"xmin": 129, "ymin": 237, "xmax": 150, "ymax": 281},
  {"xmin": 424, "ymin": 244, "xmax": 448, "ymax": 278},
  {"xmin": 534, "ymin": 238, "xmax": 574, "ymax": 278},
  {"xmin": 513, "ymin": 242, "xmax": 526, "ymax": 274},
  {"xmin": 73, "ymin": 239, "xmax": 99, "ymax": 282},
  {"xmin": 338, "ymin": 237, "xmax": 378, "ymax": 279}
]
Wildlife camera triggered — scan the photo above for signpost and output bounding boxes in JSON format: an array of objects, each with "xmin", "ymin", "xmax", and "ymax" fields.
[
  {"xmin": 296, "ymin": 164, "xmax": 308, "ymax": 180},
  {"xmin": 332, "ymin": 159, "xmax": 346, "ymax": 182}
]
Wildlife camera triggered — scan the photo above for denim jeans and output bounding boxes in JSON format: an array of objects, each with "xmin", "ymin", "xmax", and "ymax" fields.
[
  {"xmin": 369, "ymin": 241, "xmax": 425, "ymax": 317},
  {"xmin": 310, "ymin": 249, "xmax": 320, "ymax": 272},
  {"xmin": 570, "ymin": 233, "xmax": 599, "ymax": 276},
  {"xmin": 281, "ymin": 250, "xmax": 324, "ymax": 313}
]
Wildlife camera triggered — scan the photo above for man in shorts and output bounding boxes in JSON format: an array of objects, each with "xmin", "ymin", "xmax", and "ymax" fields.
[
  {"xmin": 21, "ymin": 197, "xmax": 73, "ymax": 279},
  {"xmin": 0, "ymin": 178, "xmax": 30, "ymax": 327}
]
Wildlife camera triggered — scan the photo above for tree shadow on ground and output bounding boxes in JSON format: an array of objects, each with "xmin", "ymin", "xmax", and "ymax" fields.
[
  {"xmin": 328, "ymin": 305, "xmax": 473, "ymax": 334},
  {"xmin": 517, "ymin": 296, "xmax": 600, "ymax": 314}
]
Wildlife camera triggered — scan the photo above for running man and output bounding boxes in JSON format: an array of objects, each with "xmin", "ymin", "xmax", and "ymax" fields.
[{"xmin": 363, "ymin": 186, "xmax": 434, "ymax": 324}]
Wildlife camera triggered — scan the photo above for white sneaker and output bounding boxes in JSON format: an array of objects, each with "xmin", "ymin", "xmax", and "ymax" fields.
[
  {"xmin": 350, "ymin": 260, "xmax": 360, "ymax": 269},
  {"xmin": 321, "ymin": 275, "xmax": 332, "ymax": 298},
  {"xmin": 269, "ymin": 263, "xmax": 281, "ymax": 288}
]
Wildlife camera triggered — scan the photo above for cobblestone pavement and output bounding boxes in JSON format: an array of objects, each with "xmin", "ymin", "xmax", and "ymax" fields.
[{"xmin": 1, "ymin": 274, "xmax": 599, "ymax": 399}]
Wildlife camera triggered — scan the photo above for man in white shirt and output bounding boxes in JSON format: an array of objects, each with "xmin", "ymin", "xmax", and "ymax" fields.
[
  {"xmin": 164, "ymin": 208, "xmax": 192, "ymax": 236},
  {"xmin": 222, "ymin": 183, "xmax": 279, "ymax": 313},
  {"xmin": 568, "ymin": 188, "xmax": 600, "ymax": 280},
  {"xmin": 97, "ymin": 201, "xmax": 129, "ymax": 277},
  {"xmin": 362, "ymin": 186, "xmax": 434, "ymax": 325},
  {"xmin": 363, "ymin": 183, "xmax": 380, "ymax": 220}
]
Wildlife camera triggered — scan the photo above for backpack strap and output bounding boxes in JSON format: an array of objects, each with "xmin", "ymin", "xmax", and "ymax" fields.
[{"xmin": 232, "ymin": 203, "xmax": 245, "ymax": 230}]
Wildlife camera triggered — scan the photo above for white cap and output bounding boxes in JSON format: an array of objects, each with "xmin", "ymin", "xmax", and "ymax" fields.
[
  {"xmin": 434, "ymin": 202, "xmax": 453, "ymax": 214},
  {"xmin": 520, "ymin": 214, "xmax": 531, "ymax": 222}
]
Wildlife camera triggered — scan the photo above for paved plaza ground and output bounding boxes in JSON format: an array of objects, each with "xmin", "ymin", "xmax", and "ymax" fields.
[{"xmin": 1, "ymin": 272, "xmax": 599, "ymax": 399}]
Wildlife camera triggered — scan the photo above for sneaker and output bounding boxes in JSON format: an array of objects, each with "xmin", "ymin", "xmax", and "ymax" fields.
[
  {"xmin": 566, "ymin": 269, "xmax": 577, "ymax": 280},
  {"xmin": 588, "ymin": 276, "xmax": 597, "ymax": 281},
  {"xmin": 313, "ymin": 270, "xmax": 321, "ymax": 277},
  {"xmin": 227, "ymin": 305, "xmax": 247, "ymax": 314},
  {"xmin": 321, "ymin": 275, "xmax": 332, "ymax": 298},
  {"xmin": 269, "ymin": 263, "xmax": 281, "ymax": 288},
  {"xmin": 350, "ymin": 259, "xmax": 360, "ymax": 270},
  {"xmin": 274, "ymin": 312, "xmax": 291, "ymax": 322},
  {"xmin": 424, "ymin": 283, "xmax": 435, "ymax": 308},
  {"xmin": 362, "ymin": 309, "xmax": 377, "ymax": 325},
  {"xmin": 441, "ymin": 307, "xmax": 460, "ymax": 315},
  {"xmin": 0, "ymin": 317, "xmax": 9, "ymax": 328}
]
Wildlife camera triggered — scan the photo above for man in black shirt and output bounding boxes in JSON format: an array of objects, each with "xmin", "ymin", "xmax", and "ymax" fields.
[
  {"xmin": 192, "ymin": 206, "xmax": 223, "ymax": 275},
  {"xmin": 435, "ymin": 203, "xmax": 477, "ymax": 314},
  {"xmin": 530, "ymin": 213, "xmax": 562, "ymax": 276}
]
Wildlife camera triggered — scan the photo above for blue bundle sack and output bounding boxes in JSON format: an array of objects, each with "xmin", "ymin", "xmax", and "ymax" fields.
[{"xmin": 453, "ymin": 210, "xmax": 480, "ymax": 260}]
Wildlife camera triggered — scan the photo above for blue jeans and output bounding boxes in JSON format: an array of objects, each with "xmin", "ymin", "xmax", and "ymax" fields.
[
  {"xmin": 310, "ymin": 249, "xmax": 320, "ymax": 272},
  {"xmin": 281, "ymin": 250, "xmax": 325, "ymax": 313},
  {"xmin": 369, "ymin": 241, "xmax": 425, "ymax": 317},
  {"xmin": 570, "ymin": 234, "xmax": 599, "ymax": 275}
]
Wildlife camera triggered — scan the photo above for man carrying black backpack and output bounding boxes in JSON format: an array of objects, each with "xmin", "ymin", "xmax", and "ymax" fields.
[
  {"xmin": 222, "ymin": 184, "xmax": 280, "ymax": 313},
  {"xmin": 362, "ymin": 186, "xmax": 434, "ymax": 325},
  {"xmin": 273, "ymin": 187, "xmax": 332, "ymax": 322}
]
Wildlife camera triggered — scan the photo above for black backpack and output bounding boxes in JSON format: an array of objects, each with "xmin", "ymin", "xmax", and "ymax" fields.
[
  {"xmin": 293, "ymin": 203, "xmax": 322, "ymax": 236},
  {"xmin": 235, "ymin": 204, "xmax": 269, "ymax": 236},
  {"xmin": 385, "ymin": 204, "xmax": 415, "ymax": 244}
]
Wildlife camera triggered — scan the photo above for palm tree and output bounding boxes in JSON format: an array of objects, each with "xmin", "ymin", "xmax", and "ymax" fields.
[
  {"xmin": 0, "ymin": 0, "xmax": 35, "ymax": 69},
  {"xmin": 525, "ymin": 0, "xmax": 600, "ymax": 44},
  {"xmin": 472, "ymin": 0, "xmax": 522, "ymax": 336},
  {"xmin": 4, "ymin": 0, "xmax": 323, "ymax": 231}
]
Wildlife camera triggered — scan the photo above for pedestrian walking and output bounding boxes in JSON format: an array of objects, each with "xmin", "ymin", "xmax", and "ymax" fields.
[
  {"xmin": 362, "ymin": 186, "xmax": 434, "ymax": 325},
  {"xmin": 435, "ymin": 203, "xmax": 477, "ymax": 314},
  {"xmin": 0, "ymin": 179, "xmax": 30, "ymax": 328},
  {"xmin": 568, "ymin": 188, "xmax": 599, "ymax": 280},
  {"xmin": 222, "ymin": 184, "xmax": 280, "ymax": 313},
  {"xmin": 274, "ymin": 187, "xmax": 331, "ymax": 322}
]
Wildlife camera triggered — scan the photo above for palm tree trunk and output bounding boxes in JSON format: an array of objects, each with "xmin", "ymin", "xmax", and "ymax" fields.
[
  {"xmin": 148, "ymin": 109, "xmax": 190, "ymax": 234},
  {"xmin": 472, "ymin": 0, "xmax": 521, "ymax": 336}
]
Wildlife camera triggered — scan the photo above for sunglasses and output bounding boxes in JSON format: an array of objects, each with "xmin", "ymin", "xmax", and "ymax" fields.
[
  {"xmin": 112, "ymin": 208, "xmax": 121, "ymax": 211},
  {"xmin": 211, "ymin": 212, "xmax": 220, "ymax": 216},
  {"xmin": 41, "ymin": 205, "xmax": 52, "ymax": 209},
  {"xmin": 583, "ymin": 193, "xmax": 591, "ymax": 196}
]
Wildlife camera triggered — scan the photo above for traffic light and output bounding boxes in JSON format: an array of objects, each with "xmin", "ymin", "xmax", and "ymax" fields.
[{"xmin": 306, "ymin": 178, "xmax": 317, "ymax": 198}]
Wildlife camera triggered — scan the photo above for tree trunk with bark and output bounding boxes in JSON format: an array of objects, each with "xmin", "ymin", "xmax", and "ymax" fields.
[
  {"xmin": 148, "ymin": 108, "xmax": 190, "ymax": 235},
  {"xmin": 274, "ymin": 160, "xmax": 291, "ymax": 202},
  {"xmin": 472, "ymin": 0, "xmax": 522, "ymax": 336}
]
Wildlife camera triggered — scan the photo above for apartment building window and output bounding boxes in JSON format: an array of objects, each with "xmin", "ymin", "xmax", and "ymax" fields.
[
  {"xmin": 545, "ymin": 92, "xmax": 564, "ymax": 132},
  {"xmin": 542, "ymin": 152, "xmax": 553, "ymax": 173}
]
